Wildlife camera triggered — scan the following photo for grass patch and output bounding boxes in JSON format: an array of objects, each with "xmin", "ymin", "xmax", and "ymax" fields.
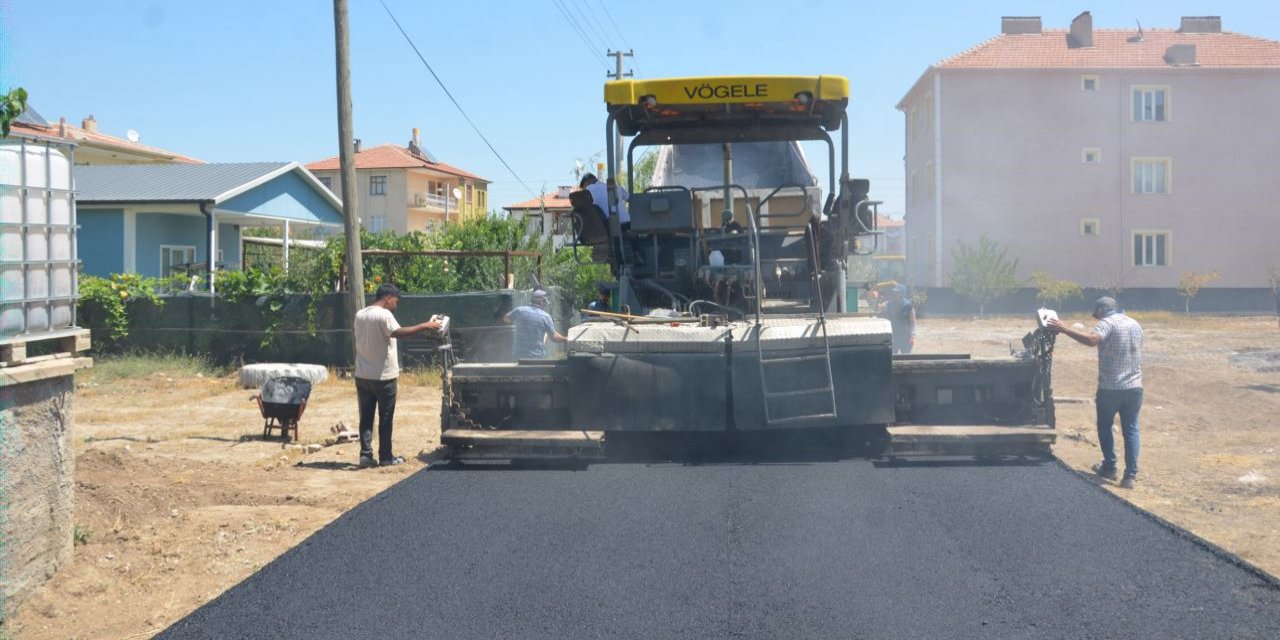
[
  {"xmin": 400, "ymin": 366, "xmax": 444, "ymax": 388},
  {"xmin": 80, "ymin": 353, "xmax": 227, "ymax": 384},
  {"xmin": 73, "ymin": 524, "xmax": 93, "ymax": 545}
]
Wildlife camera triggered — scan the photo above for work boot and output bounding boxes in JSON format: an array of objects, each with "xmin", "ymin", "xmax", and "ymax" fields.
[
  {"xmin": 1119, "ymin": 476, "xmax": 1137, "ymax": 489},
  {"xmin": 358, "ymin": 455, "xmax": 378, "ymax": 469},
  {"xmin": 380, "ymin": 455, "xmax": 406, "ymax": 466},
  {"xmin": 1091, "ymin": 463, "xmax": 1118, "ymax": 481}
]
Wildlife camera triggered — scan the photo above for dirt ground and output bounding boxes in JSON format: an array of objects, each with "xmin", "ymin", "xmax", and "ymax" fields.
[
  {"xmin": 919, "ymin": 313, "xmax": 1280, "ymax": 581},
  {"xmin": 10, "ymin": 314, "xmax": 1280, "ymax": 639},
  {"xmin": 9, "ymin": 367, "xmax": 444, "ymax": 640}
]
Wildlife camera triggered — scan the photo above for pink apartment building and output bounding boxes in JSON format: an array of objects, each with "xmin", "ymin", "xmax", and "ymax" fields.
[{"xmin": 897, "ymin": 13, "xmax": 1280, "ymax": 309}]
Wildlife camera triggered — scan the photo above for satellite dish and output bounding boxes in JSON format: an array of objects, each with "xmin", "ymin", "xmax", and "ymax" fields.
[
  {"xmin": 126, "ymin": 129, "xmax": 140, "ymax": 143},
  {"xmin": 452, "ymin": 187, "xmax": 463, "ymax": 200}
]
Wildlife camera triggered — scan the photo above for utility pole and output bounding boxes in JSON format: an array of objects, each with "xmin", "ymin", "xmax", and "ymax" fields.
[
  {"xmin": 334, "ymin": 0, "xmax": 365, "ymax": 351},
  {"xmin": 606, "ymin": 49, "xmax": 634, "ymax": 177}
]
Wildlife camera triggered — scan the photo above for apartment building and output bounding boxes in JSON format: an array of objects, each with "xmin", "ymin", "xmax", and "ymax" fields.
[
  {"xmin": 898, "ymin": 13, "xmax": 1280, "ymax": 303},
  {"xmin": 306, "ymin": 130, "xmax": 490, "ymax": 233}
]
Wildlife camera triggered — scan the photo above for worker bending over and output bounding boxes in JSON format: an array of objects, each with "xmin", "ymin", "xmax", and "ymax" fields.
[{"xmin": 504, "ymin": 289, "xmax": 568, "ymax": 360}]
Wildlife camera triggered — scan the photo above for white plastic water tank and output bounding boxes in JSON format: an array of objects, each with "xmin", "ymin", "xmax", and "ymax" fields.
[{"xmin": 0, "ymin": 141, "xmax": 76, "ymax": 336}]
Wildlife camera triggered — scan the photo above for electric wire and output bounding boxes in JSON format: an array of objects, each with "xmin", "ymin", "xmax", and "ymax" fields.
[
  {"xmin": 594, "ymin": 0, "xmax": 643, "ymax": 76},
  {"xmin": 551, "ymin": 0, "xmax": 609, "ymax": 70},
  {"xmin": 571, "ymin": 0, "xmax": 614, "ymax": 52},
  {"xmin": 379, "ymin": 0, "xmax": 536, "ymax": 197}
]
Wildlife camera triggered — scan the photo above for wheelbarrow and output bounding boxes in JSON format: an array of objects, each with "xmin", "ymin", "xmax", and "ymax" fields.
[{"xmin": 255, "ymin": 376, "xmax": 313, "ymax": 442}]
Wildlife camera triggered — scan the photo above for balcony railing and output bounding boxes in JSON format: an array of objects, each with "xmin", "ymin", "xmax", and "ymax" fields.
[{"xmin": 410, "ymin": 192, "xmax": 459, "ymax": 211}]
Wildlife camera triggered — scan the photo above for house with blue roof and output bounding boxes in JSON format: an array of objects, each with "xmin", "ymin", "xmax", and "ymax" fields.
[{"xmin": 76, "ymin": 162, "xmax": 343, "ymax": 290}]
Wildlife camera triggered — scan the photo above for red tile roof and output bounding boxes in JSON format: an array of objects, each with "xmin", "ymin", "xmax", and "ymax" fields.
[
  {"xmin": 306, "ymin": 144, "xmax": 490, "ymax": 182},
  {"xmin": 504, "ymin": 192, "xmax": 573, "ymax": 212},
  {"xmin": 938, "ymin": 29, "xmax": 1280, "ymax": 69},
  {"xmin": 8, "ymin": 119, "xmax": 203, "ymax": 164}
]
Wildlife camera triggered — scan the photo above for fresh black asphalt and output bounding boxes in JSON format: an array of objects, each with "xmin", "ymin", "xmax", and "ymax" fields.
[{"xmin": 160, "ymin": 457, "xmax": 1280, "ymax": 639}]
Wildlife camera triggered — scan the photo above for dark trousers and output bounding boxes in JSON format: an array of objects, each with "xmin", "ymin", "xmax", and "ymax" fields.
[
  {"xmin": 1096, "ymin": 387, "xmax": 1143, "ymax": 478},
  {"xmin": 356, "ymin": 377, "xmax": 398, "ymax": 461}
]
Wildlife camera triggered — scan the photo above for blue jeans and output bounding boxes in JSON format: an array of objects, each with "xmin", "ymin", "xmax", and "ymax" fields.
[{"xmin": 1096, "ymin": 387, "xmax": 1142, "ymax": 478}]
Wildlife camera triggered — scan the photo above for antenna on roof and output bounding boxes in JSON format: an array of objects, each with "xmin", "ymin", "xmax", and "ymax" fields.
[{"xmin": 1135, "ymin": 20, "xmax": 1145, "ymax": 41}]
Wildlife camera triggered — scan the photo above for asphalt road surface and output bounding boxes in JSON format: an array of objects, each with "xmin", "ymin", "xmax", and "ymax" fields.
[{"xmin": 161, "ymin": 457, "xmax": 1280, "ymax": 639}]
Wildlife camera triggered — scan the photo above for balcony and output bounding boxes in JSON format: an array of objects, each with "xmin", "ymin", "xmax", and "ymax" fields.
[{"xmin": 409, "ymin": 192, "xmax": 459, "ymax": 211}]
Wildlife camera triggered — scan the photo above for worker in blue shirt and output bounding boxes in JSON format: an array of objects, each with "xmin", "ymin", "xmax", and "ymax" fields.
[{"xmin": 504, "ymin": 290, "xmax": 568, "ymax": 359}]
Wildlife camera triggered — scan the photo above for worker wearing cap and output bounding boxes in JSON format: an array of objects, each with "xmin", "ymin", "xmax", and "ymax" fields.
[
  {"xmin": 353, "ymin": 283, "xmax": 441, "ymax": 468},
  {"xmin": 504, "ymin": 290, "xmax": 568, "ymax": 359},
  {"xmin": 1048, "ymin": 297, "xmax": 1144, "ymax": 489}
]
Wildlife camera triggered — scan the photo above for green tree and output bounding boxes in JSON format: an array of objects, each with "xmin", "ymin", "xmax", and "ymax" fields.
[
  {"xmin": 1031, "ymin": 271, "xmax": 1083, "ymax": 309},
  {"xmin": 1177, "ymin": 270, "xmax": 1220, "ymax": 315},
  {"xmin": 947, "ymin": 236, "xmax": 1021, "ymax": 316},
  {"xmin": 630, "ymin": 150, "xmax": 659, "ymax": 193},
  {"xmin": 1, "ymin": 87, "xmax": 29, "ymax": 137}
]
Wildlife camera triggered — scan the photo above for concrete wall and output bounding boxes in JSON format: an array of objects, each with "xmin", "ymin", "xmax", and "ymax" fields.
[
  {"xmin": 902, "ymin": 67, "xmax": 1280, "ymax": 292},
  {"xmin": 1, "ymin": 368, "xmax": 82, "ymax": 616}
]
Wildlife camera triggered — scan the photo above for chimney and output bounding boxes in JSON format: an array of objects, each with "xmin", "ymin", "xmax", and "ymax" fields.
[
  {"xmin": 354, "ymin": 138, "xmax": 362, "ymax": 153},
  {"xmin": 81, "ymin": 114, "xmax": 97, "ymax": 132},
  {"xmin": 1001, "ymin": 16, "xmax": 1042, "ymax": 35},
  {"xmin": 1179, "ymin": 16, "xmax": 1222, "ymax": 34},
  {"xmin": 58, "ymin": 116, "xmax": 67, "ymax": 138},
  {"xmin": 1165, "ymin": 44, "xmax": 1198, "ymax": 66},
  {"xmin": 557, "ymin": 185, "xmax": 572, "ymax": 199},
  {"xmin": 1068, "ymin": 11, "xmax": 1093, "ymax": 48}
]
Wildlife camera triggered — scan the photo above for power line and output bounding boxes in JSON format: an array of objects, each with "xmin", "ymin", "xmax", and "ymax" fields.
[
  {"xmin": 594, "ymin": 0, "xmax": 643, "ymax": 76},
  {"xmin": 595, "ymin": 0, "xmax": 631, "ymax": 49},
  {"xmin": 572, "ymin": 0, "xmax": 614, "ymax": 52},
  {"xmin": 551, "ymin": 0, "xmax": 608, "ymax": 70},
  {"xmin": 379, "ymin": 0, "xmax": 535, "ymax": 197}
]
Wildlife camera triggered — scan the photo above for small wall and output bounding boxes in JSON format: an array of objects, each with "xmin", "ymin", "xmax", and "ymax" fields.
[
  {"xmin": 1, "ymin": 359, "xmax": 90, "ymax": 616},
  {"xmin": 913, "ymin": 287, "xmax": 1279, "ymax": 317}
]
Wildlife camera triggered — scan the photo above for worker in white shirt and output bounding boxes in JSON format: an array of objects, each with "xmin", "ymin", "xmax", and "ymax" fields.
[{"xmin": 580, "ymin": 173, "xmax": 635, "ymax": 264}]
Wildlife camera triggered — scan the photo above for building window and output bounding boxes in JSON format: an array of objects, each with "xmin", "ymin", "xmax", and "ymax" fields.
[
  {"xmin": 1081, "ymin": 75, "xmax": 1099, "ymax": 91},
  {"xmin": 925, "ymin": 161, "xmax": 935, "ymax": 199},
  {"xmin": 907, "ymin": 108, "xmax": 916, "ymax": 142},
  {"xmin": 318, "ymin": 176, "xmax": 333, "ymax": 190},
  {"xmin": 923, "ymin": 92, "xmax": 934, "ymax": 131},
  {"xmin": 1082, "ymin": 148, "xmax": 1101, "ymax": 164},
  {"xmin": 160, "ymin": 245, "xmax": 197, "ymax": 275},
  {"xmin": 369, "ymin": 215, "xmax": 386, "ymax": 232},
  {"xmin": 908, "ymin": 171, "xmax": 918, "ymax": 206},
  {"xmin": 466, "ymin": 184, "xmax": 473, "ymax": 204},
  {"xmin": 1132, "ymin": 86, "xmax": 1170, "ymax": 122},
  {"xmin": 369, "ymin": 175, "xmax": 387, "ymax": 196},
  {"xmin": 1080, "ymin": 218, "xmax": 1100, "ymax": 236},
  {"xmin": 1133, "ymin": 231, "xmax": 1170, "ymax": 267},
  {"xmin": 1132, "ymin": 157, "xmax": 1171, "ymax": 194}
]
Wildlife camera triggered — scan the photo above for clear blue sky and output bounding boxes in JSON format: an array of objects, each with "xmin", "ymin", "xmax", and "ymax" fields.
[{"xmin": 4, "ymin": 0, "xmax": 1278, "ymax": 215}]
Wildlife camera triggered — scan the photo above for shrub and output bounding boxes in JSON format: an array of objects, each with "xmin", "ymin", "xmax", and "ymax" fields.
[
  {"xmin": 78, "ymin": 274, "xmax": 166, "ymax": 348},
  {"xmin": 1031, "ymin": 271, "xmax": 1083, "ymax": 309},
  {"xmin": 948, "ymin": 236, "xmax": 1021, "ymax": 316}
]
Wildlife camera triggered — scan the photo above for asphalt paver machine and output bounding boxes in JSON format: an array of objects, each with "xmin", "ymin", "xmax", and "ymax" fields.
[{"xmin": 441, "ymin": 75, "xmax": 1056, "ymax": 460}]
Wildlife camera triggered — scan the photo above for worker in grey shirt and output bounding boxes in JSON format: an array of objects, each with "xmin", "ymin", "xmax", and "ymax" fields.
[
  {"xmin": 504, "ymin": 290, "xmax": 567, "ymax": 359},
  {"xmin": 353, "ymin": 284, "xmax": 441, "ymax": 468},
  {"xmin": 1048, "ymin": 297, "xmax": 1144, "ymax": 488}
]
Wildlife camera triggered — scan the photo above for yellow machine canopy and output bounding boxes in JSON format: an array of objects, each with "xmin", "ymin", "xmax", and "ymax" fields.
[{"xmin": 605, "ymin": 75, "xmax": 850, "ymax": 139}]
